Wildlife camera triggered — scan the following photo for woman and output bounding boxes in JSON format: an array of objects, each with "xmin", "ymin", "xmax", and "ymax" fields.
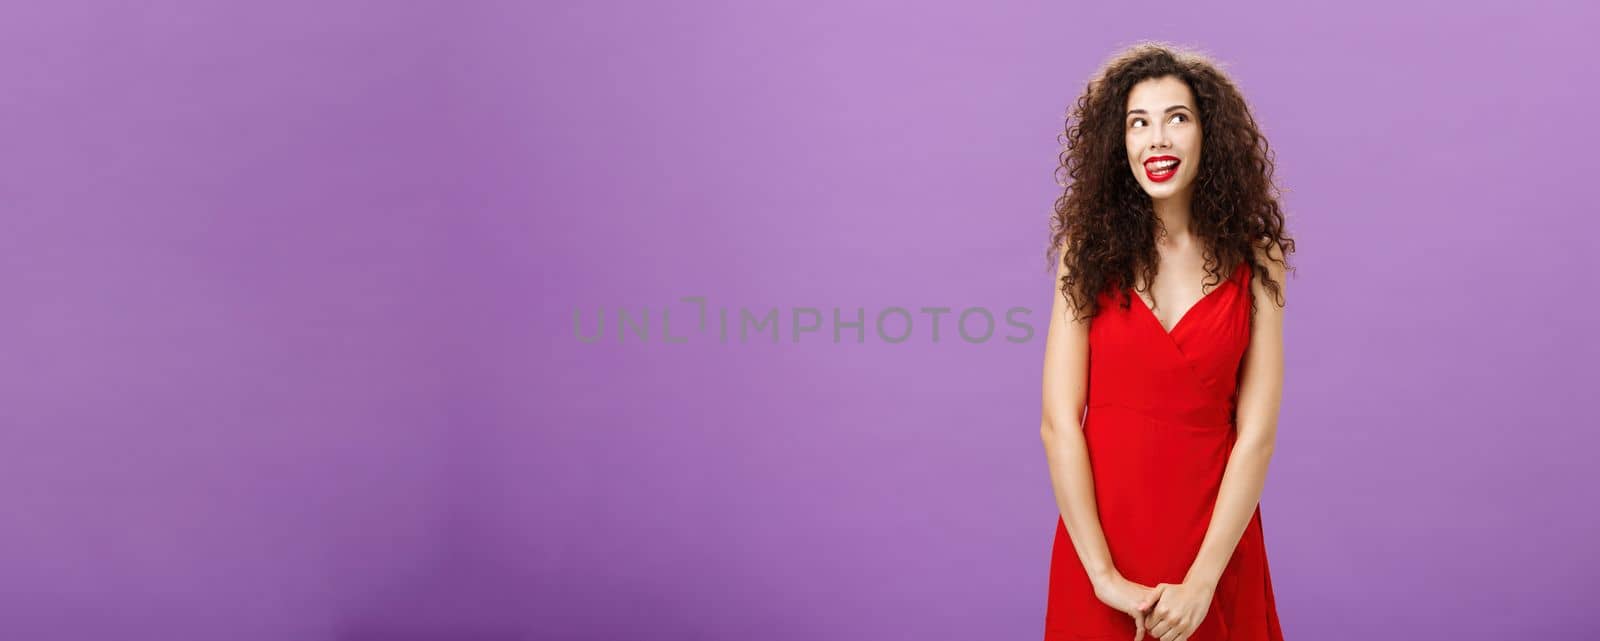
[{"xmin": 1040, "ymin": 42, "xmax": 1295, "ymax": 641}]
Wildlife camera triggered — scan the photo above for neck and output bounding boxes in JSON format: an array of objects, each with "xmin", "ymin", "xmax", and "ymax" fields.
[{"xmin": 1151, "ymin": 191, "xmax": 1194, "ymax": 247}]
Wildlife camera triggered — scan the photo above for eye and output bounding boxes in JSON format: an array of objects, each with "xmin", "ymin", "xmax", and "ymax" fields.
[{"xmin": 1129, "ymin": 113, "xmax": 1189, "ymax": 129}]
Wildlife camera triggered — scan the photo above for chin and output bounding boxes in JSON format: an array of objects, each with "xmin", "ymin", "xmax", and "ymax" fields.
[
  {"xmin": 1142, "ymin": 184, "xmax": 1177, "ymax": 198},
  {"xmin": 1144, "ymin": 179, "xmax": 1191, "ymax": 199}
]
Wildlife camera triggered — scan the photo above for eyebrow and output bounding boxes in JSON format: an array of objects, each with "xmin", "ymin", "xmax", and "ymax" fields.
[{"xmin": 1126, "ymin": 105, "xmax": 1193, "ymax": 117}]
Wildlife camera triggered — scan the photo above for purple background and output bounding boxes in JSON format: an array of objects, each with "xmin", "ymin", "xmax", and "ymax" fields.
[{"xmin": 1, "ymin": 2, "xmax": 1593, "ymax": 640}]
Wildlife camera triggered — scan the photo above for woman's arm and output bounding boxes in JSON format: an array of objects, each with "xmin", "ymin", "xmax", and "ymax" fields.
[
  {"xmin": 1039, "ymin": 253, "xmax": 1118, "ymax": 587},
  {"xmin": 1182, "ymin": 240, "xmax": 1288, "ymax": 588}
]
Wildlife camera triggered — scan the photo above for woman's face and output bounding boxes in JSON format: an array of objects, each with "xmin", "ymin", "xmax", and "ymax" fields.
[{"xmin": 1124, "ymin": 75, "xmax": 1202, "ymax": 201}]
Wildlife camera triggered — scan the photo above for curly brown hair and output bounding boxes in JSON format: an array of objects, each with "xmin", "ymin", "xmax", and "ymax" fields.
[{"xmin": 1046, "ymin": 41, "xmax": 1295, "ymax": 321}]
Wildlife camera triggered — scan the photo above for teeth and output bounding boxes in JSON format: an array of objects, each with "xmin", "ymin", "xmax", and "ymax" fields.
[{"xmin": 1148, "ymin": 159, "xmax": 1177, "ymax": 171}]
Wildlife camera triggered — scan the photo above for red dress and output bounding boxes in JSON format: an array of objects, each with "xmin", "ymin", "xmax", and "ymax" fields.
[{"xmin": 1045, "ymin": 259, "xmax": 1284, "ymax": 640}]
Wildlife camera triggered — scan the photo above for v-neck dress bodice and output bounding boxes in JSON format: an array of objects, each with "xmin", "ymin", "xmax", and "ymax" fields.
[{"xmin": 1044, "ymin": 259, "xmax": 1285, "ymax": 640}]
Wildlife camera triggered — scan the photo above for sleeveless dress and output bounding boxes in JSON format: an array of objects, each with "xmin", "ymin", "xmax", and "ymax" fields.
[{"xmin": 1044, "ymin": 259, "xmax": 1284, "ymax": 640}]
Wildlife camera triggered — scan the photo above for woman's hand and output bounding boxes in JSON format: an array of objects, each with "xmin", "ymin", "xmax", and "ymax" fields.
[
  {"xmin": 1092, "ymin": 574, "xmax": 1159, "ymax": 640},
  {"xmin": 1138, "ymin": 581, "xmax": 1215, "ymax": 641}
]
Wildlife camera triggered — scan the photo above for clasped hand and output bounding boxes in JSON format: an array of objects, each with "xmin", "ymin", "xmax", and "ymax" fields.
[{"xmin": 1095, "ymin": 575, "xmax": 1214, "ymax": 641}]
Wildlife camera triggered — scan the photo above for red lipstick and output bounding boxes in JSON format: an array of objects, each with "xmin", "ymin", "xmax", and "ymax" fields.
[{"xmin": 1143, "ymin": 155, "xmax": 1180, "ymax": 183}]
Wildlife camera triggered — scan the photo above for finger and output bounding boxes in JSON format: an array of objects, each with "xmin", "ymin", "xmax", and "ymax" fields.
[
  {"xmin": 1161, "ymin": 628, "xmax": 1180, "ymax": 641},
  {"xmin": 1148, "ymin": 606, "xmax": 1169, "ymax": 630},
  {"xmin": 1141, "ymin": 584, "xmax": 1166, "ymax": 611},
  {"xmin": 1133, "ymin": 613, "xmax": 1144, "ymax": 641}
]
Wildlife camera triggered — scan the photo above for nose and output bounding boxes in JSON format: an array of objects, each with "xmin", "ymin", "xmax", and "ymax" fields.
[{"xmin": 1151, "ymin": 125, "xmax": 1172, "ymax": 150}]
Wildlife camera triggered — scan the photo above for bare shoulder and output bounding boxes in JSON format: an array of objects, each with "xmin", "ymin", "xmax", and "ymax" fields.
[
  {"xmin": 1052, "ymin": 241, "xmax": 1093, "ymax": 323},
  {"xmin": 1250, "ymin": 237, "xmax": 1289, "ymax": 308}
]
